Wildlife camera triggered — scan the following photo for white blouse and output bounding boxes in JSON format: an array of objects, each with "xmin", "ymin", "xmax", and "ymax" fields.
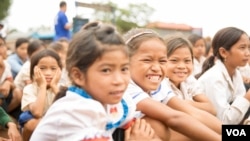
[
  {"xmin": 170, "ymin": 75, "xmax": 200, "ymax": 100},
  {"xmin": 126, "ymin": 78, "xmax": 176, "ymax": 118},
  {"xmin": 30, "ymin": 89, "xmax": 136, "ymax": 141},
  {"xmin": 192, "ymin": 56, "xmax": 206, "ymax": 76},
  {"xmin": 197, "ymin": 60, "xmax": 250, "ymax": 124}
]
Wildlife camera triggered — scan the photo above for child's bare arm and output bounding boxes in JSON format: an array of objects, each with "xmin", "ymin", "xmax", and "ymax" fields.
[
  {"xmin": 28, "ymin": 66, "xmax": 47, "ymax": 117},
  {"xmin": 137, "ymin": 98, "xmax": 221, "ymax": 141},
  {"xmin": 187, "ymin": 94, "xmax": 217, "ymax": 115}
]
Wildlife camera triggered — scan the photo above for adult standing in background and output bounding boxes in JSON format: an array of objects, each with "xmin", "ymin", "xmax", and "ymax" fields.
[{"xmin": 54, "ymin": 1, "xmax": 72, "ymax": 41}]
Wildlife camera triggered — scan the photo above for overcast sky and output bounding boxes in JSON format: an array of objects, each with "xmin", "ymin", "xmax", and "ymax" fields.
[{"xmin": 5, "ymin": 0, "xmax": 250, "ymax": 37}]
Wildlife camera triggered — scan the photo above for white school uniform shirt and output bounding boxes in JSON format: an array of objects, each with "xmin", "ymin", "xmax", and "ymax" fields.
[
  {"xmin": 0, "ymin": 60, "xmax": 12, "ymax": 84},
  {"xmin": 126, "ymin": 78, "xmax": 176, "ymax": 118},
  {"xmin": 14, "ymin": 60, "xmax": 30, "ymax": 90},
  {"xmin": 196, "ymin": 59, "xmax": 250, "ymax": 124},
  {"xmin": 30, "ymin": 88, "xmax": 136, "ymax": 141},
  {"xmin": 21, "ymin": 83, "xmax": 56, "ymax": 114},
  {"xmin": 169, "ymin": 75, "xmax": 200, "ymax": 100},
  {"xmin": 192, "ymin": 56, "xmax": 206, "ymax": 76}
]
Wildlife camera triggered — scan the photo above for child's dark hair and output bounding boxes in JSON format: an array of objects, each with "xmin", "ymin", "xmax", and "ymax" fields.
[
  {"xmin": 27, "ymin": 39, "xmax": 46, "ymax": 57},
  {"xmin": 29, "ymin": 49, "xmax": 62, "ymax": 80},
  {"xmin": 67, "ymin": 21, "xmax": 127, "ymax": 74},
  {"xmin": 54, "ymin": 21, "xmax": 128, "ymax": 102},
  {"xmin": 47, "ymin": 42, "xmax": 64, "ymax": 52},
  {"xmin": 164, "ymin": 35, "xmax": 193, "ymax": 59},
  {"xmin": 15, "ymin": 37, "xmax": 29, "ymax": 49},
  {"xmin": 188, "ymin": 33, "xmax": 204, "ymax": 46},
  {"xmin": 196, "ymin": 27, "xmax": 247, "ymax": 79}
]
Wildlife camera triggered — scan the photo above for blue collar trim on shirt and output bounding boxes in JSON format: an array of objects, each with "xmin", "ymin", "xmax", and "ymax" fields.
[
  {"xmin": 68, "ymin": 85, "xmax": 129, "ymax": 130},
  {"xmin": 68, "ymin": 86, "xmax": 92, "ymax": 99}
]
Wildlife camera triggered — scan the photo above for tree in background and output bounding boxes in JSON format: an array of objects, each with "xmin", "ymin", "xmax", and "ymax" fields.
[
  {"xmin": 0, "ymin": 0, "xmax": 12, "ymax": 21},
  {"xmin": 93, "ymin": 2, "xmax": 154, "ymax": 34}
]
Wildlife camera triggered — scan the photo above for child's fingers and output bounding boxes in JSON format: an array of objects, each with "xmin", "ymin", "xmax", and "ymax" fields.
[
  {"xmin": 139, "ymin": 119, "xmax": 146, "ymax": 131},
  {"xmin": 131, "ymin": 118, "xmax": 140, "ymax": 131},
  {"xmin": 124, "ymin": 126, "xmax": 131, "ymax": 140},
  {"xmin": 34, "ymin": 66, "xmax": 40, "ymax": 78},
  {"xmin": 145, "ymin": 122, "xmax": 155, "ymax": 138},
  {"xmin": 138, "ymin": 119, "xmax": 154, "ymax": 138}
]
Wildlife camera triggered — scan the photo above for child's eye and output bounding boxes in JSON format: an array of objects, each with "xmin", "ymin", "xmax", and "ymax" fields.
[
  {"xmin": 101, "ymin": 69, "xmax": 111, "ymax": 73},
  {"xmin": 121, "ymin": 67, "xmax": 129, "ymax": 72},
  {"xmin": 159, "ymin": 59, "xmax": 167, "ymax": 64},
  {"xmin": 169, "ymin": 59, "xmax": 177, "ymax": 62},
  {"xmin": 185, "ymin": 59, "xmax": 192, "ymax": 63},
  {"xmin": 142, "ymin": 59, "xmax": 151, "ymax": 62}
]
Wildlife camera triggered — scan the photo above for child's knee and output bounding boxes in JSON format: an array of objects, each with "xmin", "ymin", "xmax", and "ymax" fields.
[
  {"xmin": 24, "ymin": 119, "xmax": 39, "ymax": 131},
  {"xmin": 12, "ymin": 88, "xmax": 22, "ymax": 102}
]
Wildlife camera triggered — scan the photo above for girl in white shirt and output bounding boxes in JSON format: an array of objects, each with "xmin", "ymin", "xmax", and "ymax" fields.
[
  {"xmin": 19, "ymin": 49, "xmax": 62, "ymax": 141},
  {"xmin": 164, "ymin": 35, "xmax": 216, "ymax": 115},
  {"xmin": 163, "ymin": 35, "xmax": 222, "ymax": 140},
  {"xmin": 188, "ymin": 34, "xmax": 206, "ymax": 76},
  {"xmin": 124, "ymin": 28, "xmax": 221, "ymax": 141},
  {"xmin": 196, "ymin": 27, "xmax": 250, "ymax": 124}
]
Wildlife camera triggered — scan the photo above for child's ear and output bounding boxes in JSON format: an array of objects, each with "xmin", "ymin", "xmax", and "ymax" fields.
[
  {"xmin": 70, "ymin": 67, "xmax": 85, "ymax": 87},
  {"xmin": 218, "ymin": 47, "xmax": 228, "ymax": 61}
]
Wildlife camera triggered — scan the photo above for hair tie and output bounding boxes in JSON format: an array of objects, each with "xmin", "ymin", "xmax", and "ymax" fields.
[{"xmin": 125, "ymin": 31, "xmax": 153, "ymax": 44}]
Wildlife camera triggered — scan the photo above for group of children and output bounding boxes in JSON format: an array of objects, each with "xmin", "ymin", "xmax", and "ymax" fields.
[{"xmin": 1, "ymin": 20, "xmax": 250, "ymax": 141}]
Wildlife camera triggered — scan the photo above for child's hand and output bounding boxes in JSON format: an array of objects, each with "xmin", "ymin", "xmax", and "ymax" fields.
[
  {"xmin": 50, "ymin": 68, "xmax": 61, "ymax": 94},
  {"xmin": 7, "ymin": 122, "xmax": 22, "ymax": 141},
  {"xmin": 34, "ymin": 66, "xmax": 46, "ymax": 88},
  {"xmin": 50, "ymin": 68, "xmax": 61, "ymax": 88},
  {"xmin": 125, "ymin": 119, "xmax": 156, "ymax": 141}
]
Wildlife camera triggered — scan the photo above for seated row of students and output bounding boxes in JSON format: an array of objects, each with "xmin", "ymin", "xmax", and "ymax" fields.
[
  {"xmin": 17, "ymin": 39, "xmax": 70, "ymax": 140},
  {"xmin": 4, "ymin": 22, "xmax": 250, "ymax": 141},
  {"xmin": 0, "ymin": 36, "xmax": 23, "ymax": 120},
  {"xmin": 181, "ymin": 28, "xmax": 250, "ymax": 125},
  {"xmin": 0, "ymin": 36, "xmax": 70, "ymax": 140},
  {"xmin": 29, "ymin": 21, "xmax": 162, "ymax": 141},
  {"xmin": 123, "ymin": 28, "xmax": 221, "ymax": 141},
  {"xmin": 27, "ymin": 22, "xmax": 221, "ymax": 141}
]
